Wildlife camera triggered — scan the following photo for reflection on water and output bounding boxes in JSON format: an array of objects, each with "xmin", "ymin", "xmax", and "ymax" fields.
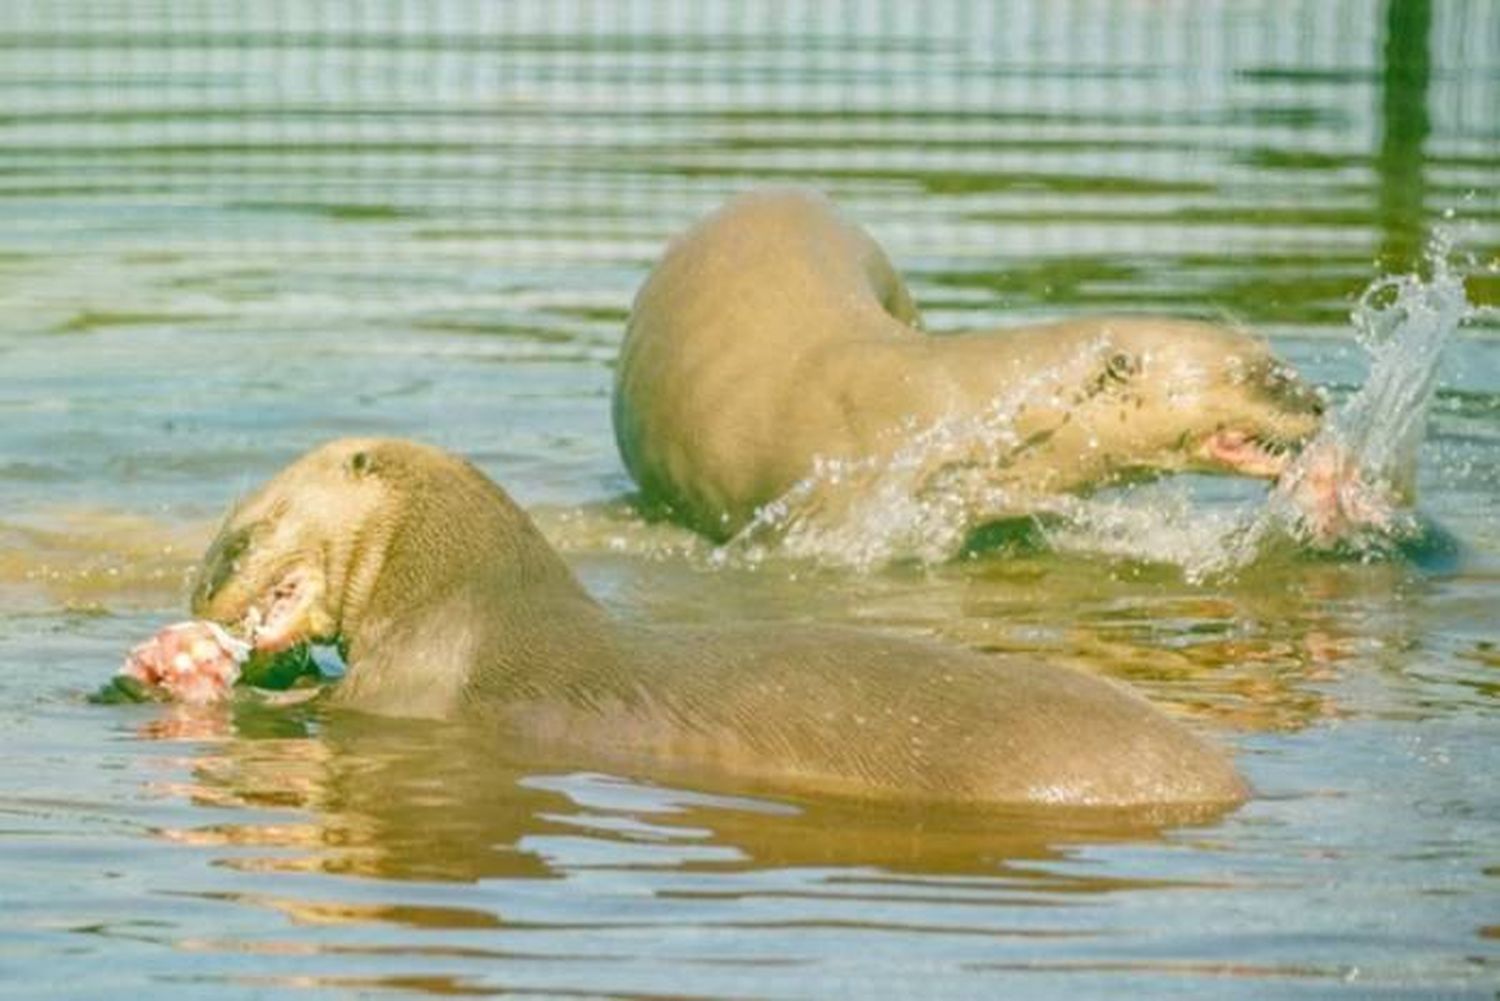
[
  {"xmin": 1377, "ymin": 0, "xmax": 1433, "ymax": 273},
  {"xmin": 2, "ymin": 1, "xmax": 1498, "ymax": 998},
  {"xmin": 155, "ymin": 708, "xmax": 1200, "ymax": 882},
  {"xmin": 3, "ymin": 665, "xmax": 1492, "ymax": 997}
]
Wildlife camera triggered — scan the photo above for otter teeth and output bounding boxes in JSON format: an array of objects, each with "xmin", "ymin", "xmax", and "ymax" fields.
[
  {"xmin": 243, "ymin": 570, "xmax": 315, "ymax": 652},
  {"xmin": 1203, "ymin": 429, "xmax": 1296, "ymax": 477},
  {"xmin": 240, "ymin": 606, "xmax": 264, "ymax": 641},
  {"xmin": 238, "ymin": 605, "xmax": 281, "ymax": 651},
  {"xmin": 1248, "ymin": 434, "xmax": 1289, "ymax": 459},
  {"xmin": 202, "ymin": 621, "xmax": 252, "ymax": 663}
]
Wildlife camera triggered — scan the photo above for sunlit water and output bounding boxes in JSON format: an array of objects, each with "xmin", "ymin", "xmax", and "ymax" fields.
[{"xmin": 2, "ymin": 2, "xmax": 1499, "ymax": 998}]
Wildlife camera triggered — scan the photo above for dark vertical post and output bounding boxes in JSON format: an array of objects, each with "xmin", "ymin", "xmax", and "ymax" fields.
[{"xmin": 1376, "ymin": 0, "xmax": 1432, "ymax": 273}]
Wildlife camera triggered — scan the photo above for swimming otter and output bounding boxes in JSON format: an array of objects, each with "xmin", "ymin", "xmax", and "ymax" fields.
[
  {"xmin": 614, "ymin": 188, "xmax": 1325, "ymax": 539},
  {"xmin": 170, "ymin": 437, "xmax": 1246, "ymax": 808}
]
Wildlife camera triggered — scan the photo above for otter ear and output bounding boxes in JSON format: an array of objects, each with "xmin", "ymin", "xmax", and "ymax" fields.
[{"xmin": 347, "ymin": 450, "xmax": 377, "ymax": 478}]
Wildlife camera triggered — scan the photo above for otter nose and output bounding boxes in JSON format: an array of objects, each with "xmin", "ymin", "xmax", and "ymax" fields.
[
  {"xmin": 1293, "ymin": 380, "xmax": 1328, "ymax": 418},
  {"xmin": 1261, "ymin": 363, "xmax": 1326, "ymax": 418}
]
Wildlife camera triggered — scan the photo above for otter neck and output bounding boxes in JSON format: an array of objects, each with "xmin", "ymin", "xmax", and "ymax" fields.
[{"xmin": 333, "ymin": 469, "xmax": 617, "ymax": 715}]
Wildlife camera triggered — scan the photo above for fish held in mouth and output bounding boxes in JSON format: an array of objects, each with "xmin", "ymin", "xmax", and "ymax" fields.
[
  {"xmin": 116, "ymin": 620, "xmax": 248, "ymax": 704},
  {"xmin": 110, "ymin": 566, "xmax": 331, "ymax": 704},
  {"xmin": 1273, "ymin": 439, "xmax": 1399, "ymax": 546}
]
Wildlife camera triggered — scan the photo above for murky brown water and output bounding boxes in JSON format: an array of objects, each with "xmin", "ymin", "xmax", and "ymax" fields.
[{"xmin": 2, "ymin": 2, "xmax": 1497, "ymax": 997}]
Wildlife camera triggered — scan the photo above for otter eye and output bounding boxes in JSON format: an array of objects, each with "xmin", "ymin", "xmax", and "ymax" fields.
[
  {"xmin": 1106, "ymin": 352, "xmax": 1138, "ymax": 381},
  {"xmin": 348, "ymin": 451, "xmax": 372, "ymax": 476}
]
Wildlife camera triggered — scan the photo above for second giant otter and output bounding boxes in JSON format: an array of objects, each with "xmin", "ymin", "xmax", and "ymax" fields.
[
  {"xmin": 614, "ymin": 189, "xmax": 1327, "ymax": 540},
  {"xmin": 175, "ymin": 437, "xmax": 1245, "ymax": 808}
]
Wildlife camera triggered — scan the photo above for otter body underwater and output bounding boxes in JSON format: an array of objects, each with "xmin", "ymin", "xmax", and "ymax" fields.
[
  {"xmin": 614, "ymin": 188, "xmax": 1326, "ymax": 540},
  {"xmin": 164, "ymin": 437, "xmax": 1245, "ymax": 808}
]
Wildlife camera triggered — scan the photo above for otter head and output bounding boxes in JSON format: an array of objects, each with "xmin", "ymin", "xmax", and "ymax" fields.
[
  {"xmin": 1086, "ymin": 327, "xmax": 1326, "ymax": 481},
  {"xmin": 190, "ymin": 438, "xmax": 398, "ymax": 655}
]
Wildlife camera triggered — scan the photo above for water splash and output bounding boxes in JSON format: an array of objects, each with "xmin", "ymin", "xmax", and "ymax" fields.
[
  {"xmin": 707, "ymin": 235, "xmax": 1473, "ymax": 574},
  {"xmin": 1209, "ymin": 233, "xmax": 1473, "ymax": 574},
  {"xmin": 715, "ymin": 338, "xmax": 1121, "ymax": 571}
]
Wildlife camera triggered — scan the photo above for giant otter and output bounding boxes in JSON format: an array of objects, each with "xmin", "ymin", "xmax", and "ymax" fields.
[
  {"xmin": 164, "ymin": 437, "xmax": 1246, "ymax": 808},
  {"xmin": 614, "ymin": 188, "xmax": 1327, "ymax": 540}
]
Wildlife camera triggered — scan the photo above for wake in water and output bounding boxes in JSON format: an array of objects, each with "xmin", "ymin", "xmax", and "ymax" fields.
[{"xmin": 711, "ymin": 235, "xmax": 1475, "ymax": 575}]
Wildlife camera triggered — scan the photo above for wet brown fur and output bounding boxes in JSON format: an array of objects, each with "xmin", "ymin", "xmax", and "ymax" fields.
[{"xmin": 615, "ymin": 189, "xmax": 1324, "ymax": 538}]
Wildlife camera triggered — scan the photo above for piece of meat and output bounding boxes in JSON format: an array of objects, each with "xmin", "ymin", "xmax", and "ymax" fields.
[
  {"xmin": 119, "ymin": 621, "xmax": 248, "ymax": 704},
  {"xmin": 1276, "ymin": 440, "xmax": 1395, "ymax": 545}
]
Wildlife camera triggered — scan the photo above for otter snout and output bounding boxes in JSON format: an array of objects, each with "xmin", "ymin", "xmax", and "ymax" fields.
[
  {"xmin": 1235, "ymin": 357, "xmax": 1328, "ymax": 455},
  {"xmin": 1256, "ymin": 360, "xmax": 1327, "ymax": 422},
  {"xmin": 190, "ymin": 523, "xmax": 254, "ymax": 618}
]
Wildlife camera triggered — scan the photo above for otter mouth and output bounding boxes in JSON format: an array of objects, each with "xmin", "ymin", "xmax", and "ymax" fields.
[
  {"xmin": 1198, "ymin": 428, "xmax": 1303, "ymax": 479},
  {"xmin": 239, "ymin": 566, "xmax": 329, "ymax": 653}
]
